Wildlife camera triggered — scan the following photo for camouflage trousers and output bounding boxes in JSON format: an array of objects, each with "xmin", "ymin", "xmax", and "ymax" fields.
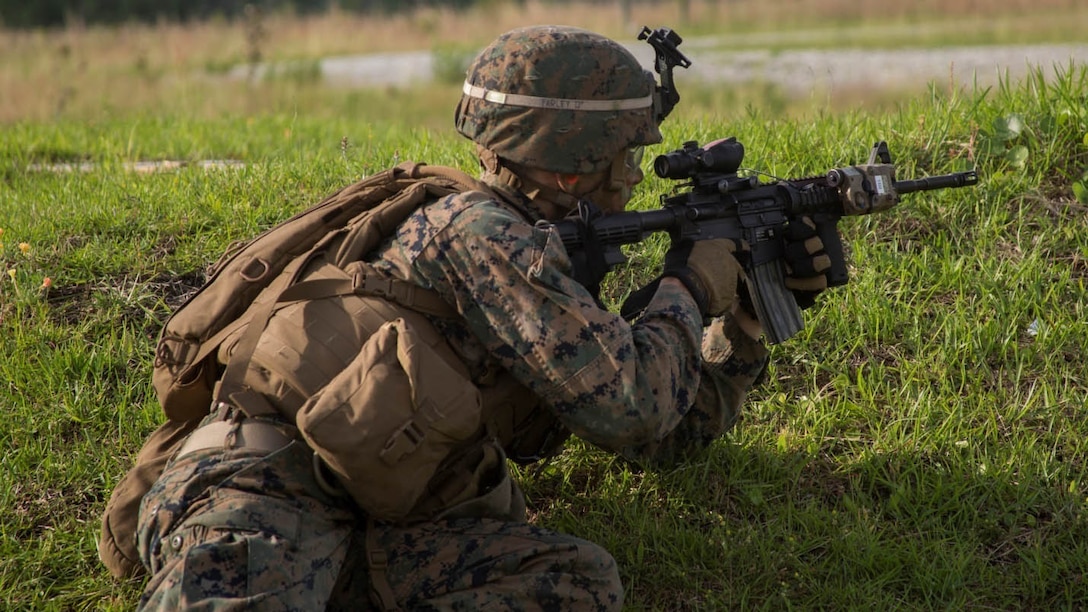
[{"xmin": 136, "ymin": 434, "xmax": 623, "ymax": 610}]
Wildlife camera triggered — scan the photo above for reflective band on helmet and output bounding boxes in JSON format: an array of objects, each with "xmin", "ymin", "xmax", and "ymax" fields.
[{"xmin": 462, "ymin": 81, "xmax": 653, "ymax": 111}]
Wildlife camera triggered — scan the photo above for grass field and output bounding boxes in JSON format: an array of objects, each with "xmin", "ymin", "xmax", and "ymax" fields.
[
  {"xmin": 2, "ymin": 1, "xmax": 1088, "ymax": 609},
  {"xmin": 2, "ymin": 0, "xmax": 1087, "ymax": 123}
]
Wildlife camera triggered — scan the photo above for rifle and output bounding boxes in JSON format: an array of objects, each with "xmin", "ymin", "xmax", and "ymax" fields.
[{"xmin": 543, "ymin": 137, "xmax": 979, "ymax": 344}]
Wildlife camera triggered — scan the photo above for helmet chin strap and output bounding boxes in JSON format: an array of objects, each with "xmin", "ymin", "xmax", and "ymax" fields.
[
  {"xmin": 599, "ymin": 154, "xmax": 633, "ymax": 202},
  {"xmin": 476, "ymin": 146, "xmax": 633, "ymax": 219},
  {"xmin": 477, "ymin": 145, "xmax": 583, "ymax": 215}
]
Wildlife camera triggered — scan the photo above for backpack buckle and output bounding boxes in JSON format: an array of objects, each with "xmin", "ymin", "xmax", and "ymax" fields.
[{"xmin": 354, "ymin": 272, "xmax": 395, "ymax": 298}]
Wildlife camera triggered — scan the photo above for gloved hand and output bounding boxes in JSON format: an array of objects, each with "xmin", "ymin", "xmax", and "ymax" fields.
[
  {"xmin": 662, "ymin": 237, "xmax": 745, "ymax": 317},
  {"xmin": 782, "ymin": 216, "xmax": 832, "ymax": 309}
]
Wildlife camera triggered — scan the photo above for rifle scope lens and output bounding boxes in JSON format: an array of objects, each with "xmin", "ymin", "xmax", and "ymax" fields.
[
  {"xmin": 653, "ymin": 152, "xmax": 696, "ymax": 179},
  {"xmin": 653, "ymin": 138, "xmax": 745, "ymax": 179}
]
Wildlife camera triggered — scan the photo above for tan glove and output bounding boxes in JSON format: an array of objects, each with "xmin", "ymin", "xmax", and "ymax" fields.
[
  {"xmin": 663, "ymin": 238, "xmax": 745, "ymax": 317},
  {"xmin": 783, "ymin": 216, "xmax": 832, "ymax": 309}
]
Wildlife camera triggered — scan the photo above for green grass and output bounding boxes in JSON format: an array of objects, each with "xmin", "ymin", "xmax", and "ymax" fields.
[{"xmin": 2, "ymin": 57, "xmax": 1087, "ymax": 611}]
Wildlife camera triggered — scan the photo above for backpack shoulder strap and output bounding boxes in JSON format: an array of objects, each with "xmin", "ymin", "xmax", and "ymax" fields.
[{"xmin": 213, "ymin": 163, "xmax": 491, "ymax": 418}]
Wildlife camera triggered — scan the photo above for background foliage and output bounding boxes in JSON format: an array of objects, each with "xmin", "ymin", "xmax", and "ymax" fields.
[
  {"xmin": 9, "ymin": 0, "xmax": 490, "ymax": 28},
  {"xmin": 3, "ymin": 0, "xmax": 1084, "ymax": 28}
]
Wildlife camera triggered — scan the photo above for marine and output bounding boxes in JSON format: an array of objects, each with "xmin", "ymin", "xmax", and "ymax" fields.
[{"xmin": 102, "ymin": 24, "xmax": 831, "ymax": 610}]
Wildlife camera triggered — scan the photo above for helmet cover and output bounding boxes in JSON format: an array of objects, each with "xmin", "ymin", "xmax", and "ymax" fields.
[{"xmin": 455, "ymin": 25, "xmax": 662, "ymax": 175}]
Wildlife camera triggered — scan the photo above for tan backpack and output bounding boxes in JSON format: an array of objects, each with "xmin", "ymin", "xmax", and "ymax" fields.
[
  {"xmin": 100, "ymin": 162, "xmax": 496, "ymax": 578},
  {"xmin": 152, "ymin": 162, "xmax": 493, "ymax": 422}
]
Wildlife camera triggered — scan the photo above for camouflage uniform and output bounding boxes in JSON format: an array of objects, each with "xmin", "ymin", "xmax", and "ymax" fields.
[
  {"xmin": 136, "ymin": 178, "xmax": 767, "ymax": 610},
  {"xmin": 137, "ymin": 417, "xmax": 356, "ymax": 611},
  {"xmin": 135, "ymin": 25, "xmax": 769, "ymax": 611},
  {"xmin": 368, "ymin": 181, "xmax": 765, "ymax": 462}
]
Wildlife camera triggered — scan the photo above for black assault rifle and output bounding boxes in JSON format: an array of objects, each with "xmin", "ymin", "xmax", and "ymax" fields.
[{"xmin": 542, "ymin": 137, "xmax": 979, "ymax": 344}]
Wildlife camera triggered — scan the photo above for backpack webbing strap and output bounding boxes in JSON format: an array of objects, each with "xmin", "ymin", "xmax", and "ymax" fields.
[
  {"xmin": 365, "ymin": 517, "xmax": 400, "ymax": 610},
  {"xmin": 209, "ymin": 165, "xmax": 492, "ymax": 420},
  {"xmin": 214, "ymin": 260, "xmax": 454, "ymax": 418},
  {"xmin": 292, "ymin": 267, "xmax": 456, "ymax": 320},
  {"xmin": 213, "ymin": 251, "xmax": 317, "ymax": 417}
]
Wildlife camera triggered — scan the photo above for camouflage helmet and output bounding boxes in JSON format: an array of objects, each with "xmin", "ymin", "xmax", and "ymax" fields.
[{"xmin": 455, "ymin": 25, "xmax": 663, "ymax": 175}]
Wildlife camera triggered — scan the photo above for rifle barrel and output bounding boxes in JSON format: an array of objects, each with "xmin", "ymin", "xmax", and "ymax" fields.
[{"xmin": 894, "ymin": 170, "xmax": 979, "ymax": 194}]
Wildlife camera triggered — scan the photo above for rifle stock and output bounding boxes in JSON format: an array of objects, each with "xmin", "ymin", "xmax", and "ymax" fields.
[{"xmin": 543, "ymin": 138, "xmax": 979, "ymax": 344}]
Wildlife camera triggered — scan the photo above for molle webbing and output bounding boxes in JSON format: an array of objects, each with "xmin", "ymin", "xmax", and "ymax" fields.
[
  {"xmin": 214, "ymin": 183, "xmax": 478, "ymax": 419},
  {"xmin": 227, "ymin": 261, "xmax": 459, "ymax": 420},
  {"xmin": 214, "ymin": 259, "xmax": 456, "ymax": 418}
]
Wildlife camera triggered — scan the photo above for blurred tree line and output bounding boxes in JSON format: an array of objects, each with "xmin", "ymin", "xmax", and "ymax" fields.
[{"xmin": 0, "ymin": 0, "xmax": 530, "ymax": 28}]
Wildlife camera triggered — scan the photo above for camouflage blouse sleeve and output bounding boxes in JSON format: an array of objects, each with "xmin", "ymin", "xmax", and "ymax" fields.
[
  {"xmin": 388, "ymin": 192, "xmax": 711, "ymax": 455},
  {"xmin": 619, "ymin": 314, "xmax": 769, "ymax": 467}
]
